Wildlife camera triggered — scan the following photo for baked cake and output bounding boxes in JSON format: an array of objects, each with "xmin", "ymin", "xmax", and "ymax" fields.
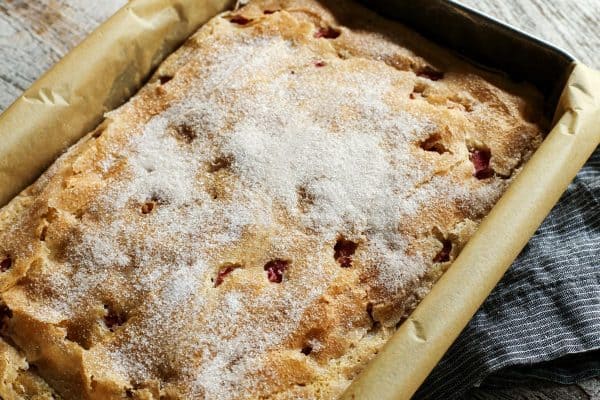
[{"xmin": 0, "ymin": 1, "xmax": 544, "ymax": 398}]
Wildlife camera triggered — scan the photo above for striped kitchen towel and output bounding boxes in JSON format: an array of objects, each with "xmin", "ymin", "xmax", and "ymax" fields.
[{"xmin": 415, "ymin": 147, "xmax": 600, "ymax": 399}]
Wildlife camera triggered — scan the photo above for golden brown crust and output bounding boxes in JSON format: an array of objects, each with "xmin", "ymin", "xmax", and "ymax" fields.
[
  {"xmin": 0, "ymin": 337, "xmax": 60, "ymax": 400},
  {"xmin": 0, "ymin": 1, "xmax": 544, "ymax": 399}
]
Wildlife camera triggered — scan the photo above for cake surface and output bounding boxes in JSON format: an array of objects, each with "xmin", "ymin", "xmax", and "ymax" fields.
[{"xmin": 0, "ymin": 1, "xmax": 544, "ymax": 399}]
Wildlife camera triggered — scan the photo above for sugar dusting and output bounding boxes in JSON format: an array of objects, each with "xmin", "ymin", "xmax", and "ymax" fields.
[{"xmin": 18, "ymin": 17, "xmax": 512, "ymax": 400}]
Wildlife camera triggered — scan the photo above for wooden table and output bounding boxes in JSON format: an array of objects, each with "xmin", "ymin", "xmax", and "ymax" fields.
[{"xmin": 0, "ymin": 1, "xmax": 598, "ymax": 398}]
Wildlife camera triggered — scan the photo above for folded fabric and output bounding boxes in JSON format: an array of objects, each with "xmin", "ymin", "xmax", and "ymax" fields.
[{"xmin": 415, "ymin": 147, "xmax": 600, "ymax": 399}]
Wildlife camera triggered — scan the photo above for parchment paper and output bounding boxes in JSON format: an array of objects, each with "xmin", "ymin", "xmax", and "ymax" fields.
[{"xmin": 0, "ymin": 1, "xmax": 598, "ymax": 399}]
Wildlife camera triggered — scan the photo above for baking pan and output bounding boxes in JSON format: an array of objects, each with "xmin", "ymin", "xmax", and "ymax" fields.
[
  {"xmin": 362, "ymin": 0, "xmax": 575, "ymax": 117},
  {"xmin": 0, "ymin": 1, "xmax": 598, "ymax": 399}
]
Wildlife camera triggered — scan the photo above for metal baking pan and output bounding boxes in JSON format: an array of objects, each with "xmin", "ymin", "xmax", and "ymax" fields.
[{"xmin": 362, "ymin": 0, "xmax": 575, "ymax": 117}]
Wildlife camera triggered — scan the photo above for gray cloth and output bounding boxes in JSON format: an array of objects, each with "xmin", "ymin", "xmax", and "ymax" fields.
[{"xmin": 415, "ymin": 147, "xmax": 600, "ymax": 399}]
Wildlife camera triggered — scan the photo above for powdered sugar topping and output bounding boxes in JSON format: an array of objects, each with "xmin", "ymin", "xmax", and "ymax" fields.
[{"xmin": 17, "ymin": 19, "xmax": 512, "ymax": 399}]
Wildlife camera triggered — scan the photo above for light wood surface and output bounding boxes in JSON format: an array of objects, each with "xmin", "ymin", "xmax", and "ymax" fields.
[{"xmin": 0, "ymin": 0, "xmax": 598, "ymax": 398}]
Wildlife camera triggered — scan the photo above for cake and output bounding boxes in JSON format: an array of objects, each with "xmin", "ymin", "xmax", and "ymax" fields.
[{"xmin": 0, "ymin": 0, "xmax": 544, "ymax": 398}]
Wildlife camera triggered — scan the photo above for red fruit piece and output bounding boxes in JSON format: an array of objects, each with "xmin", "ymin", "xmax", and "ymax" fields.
[
  {"xmin": 314, "ymin": 61, "xmax": 326, "ymax": 67},
  {"xmin": 214, "ymin": 264, "xmax": 241, "ymax": 287},
  {"xmin": 416, "ymin": 66, "xmax": 444, "ymax": 81},
  {"xmin": 0, "ymin": 256, "xmax": 12, "ymax": 272},
  {"xmin": 470, "ymin": 149, "xmax": 494, "ymax": 179},
  {"xmin": 264, "ymin": 259, "xmax": 289, "ymax": 283},
  {"xmin": 314, "ymin": 26, "xmax": 340, "ymax": 39},
  {"xmin": 334, "ymin": 238, "xmax": 358, "ymax": 268},
  {"xmin": 229, "ymin": 15, "xmax": 252, "ymax": 25},
  {"xmin": 433, "ymin": 239, "xmax": 452, "ymax": 263}
]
